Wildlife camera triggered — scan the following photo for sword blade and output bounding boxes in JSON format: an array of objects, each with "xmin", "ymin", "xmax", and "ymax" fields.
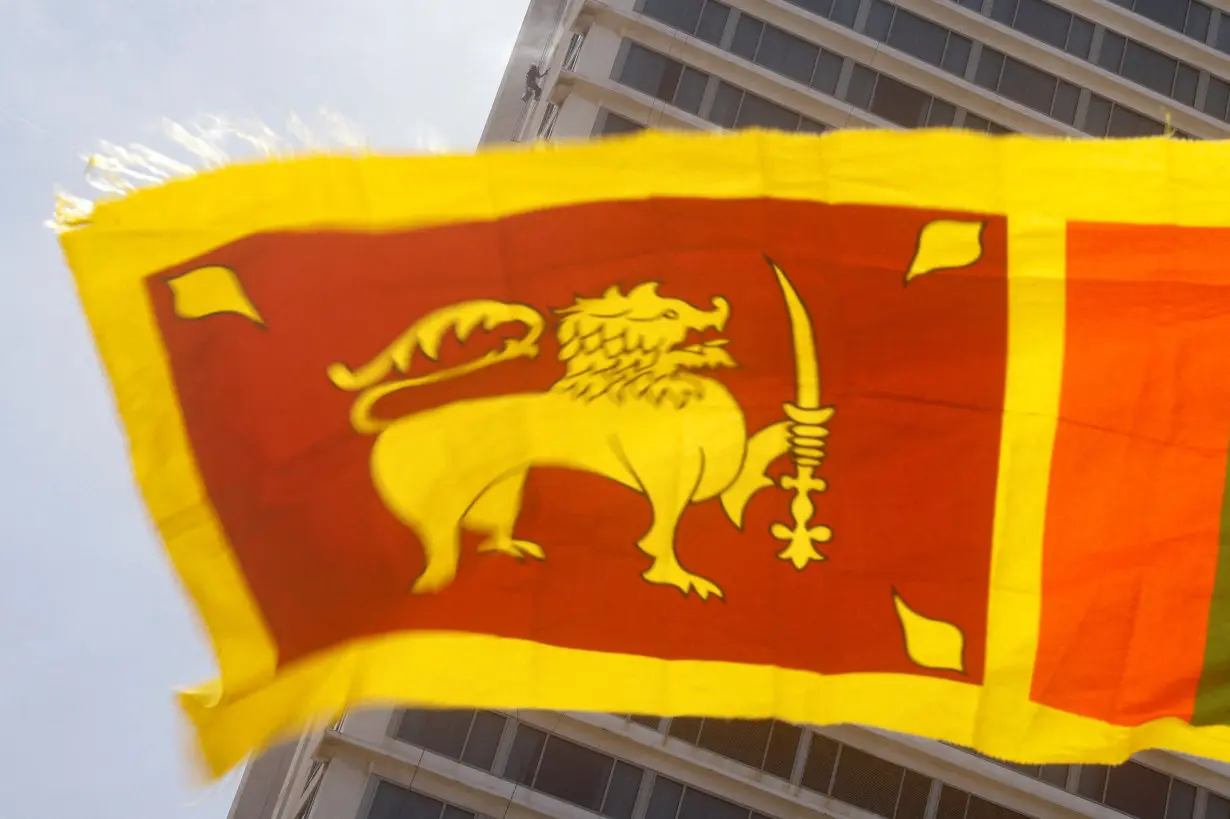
[{"xmin": 766, "ymin": 256, "xmax": 821, "ymax": 409}]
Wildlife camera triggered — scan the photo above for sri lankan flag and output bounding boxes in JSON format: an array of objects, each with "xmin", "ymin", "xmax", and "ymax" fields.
[{"xmin": 60, "ymin": 129, "xmax": 1230, "ymax": 778}]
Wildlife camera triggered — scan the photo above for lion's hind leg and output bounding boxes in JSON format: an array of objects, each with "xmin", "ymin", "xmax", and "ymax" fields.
[{"xmin": 465, "ymin": 469, "xmax": 544, "ymax": 561}]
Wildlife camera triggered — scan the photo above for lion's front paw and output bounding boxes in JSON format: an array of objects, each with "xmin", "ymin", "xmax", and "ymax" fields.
[
  {"xmin": 477, "ymin": 535, "xmax": 545, "ymax": 560},
  {"xmin": 642, "ymin": 559, "xmax": 724, "ymax": 600}
]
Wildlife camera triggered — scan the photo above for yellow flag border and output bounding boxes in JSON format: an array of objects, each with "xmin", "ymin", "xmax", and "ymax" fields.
[{"xmin": 60, "ymin": 128, "xmax": 1230, "ymax": 777}]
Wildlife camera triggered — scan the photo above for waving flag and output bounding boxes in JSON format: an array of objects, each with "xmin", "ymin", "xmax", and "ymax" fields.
[{"xmin": 60, "ymin": 129, "xmax": 1230, "ymax": 777}]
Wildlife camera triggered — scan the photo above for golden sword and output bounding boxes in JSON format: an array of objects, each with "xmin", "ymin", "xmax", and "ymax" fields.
[{"xmin": 765, "ymin": 256, "xmax": 833, "ymax": 570}]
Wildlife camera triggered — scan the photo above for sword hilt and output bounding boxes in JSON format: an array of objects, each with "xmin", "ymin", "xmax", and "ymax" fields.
[{"xmin": 772, "ymin": 404, "xmax": 835, "ymax": 570}]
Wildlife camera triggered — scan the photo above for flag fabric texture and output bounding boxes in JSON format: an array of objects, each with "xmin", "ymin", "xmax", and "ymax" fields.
[{"xmin": 60, "ymin": 129, "xmax": 1230, "ymax": 778}]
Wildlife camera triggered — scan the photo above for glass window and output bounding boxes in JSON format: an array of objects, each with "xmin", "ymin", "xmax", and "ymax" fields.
[
  {"xmin": 1134, "ymin": 0, "xmax": 1188, "ymax": 31},
  {"xmin": 1120, "ymin": 40, "xmax": 1177, "ymax": 97},
  {"xmin": 958, "ymin": 0, "xmax": 982, "ymax": 8},
  {"xmin": 897, "ymin": 771, "xmax": 932, "ymax": 819},
  {"xmin": 974, "ymin": 48, "xmax": 1005, "ymax": 90},
  {"xmin": 668, "ymin": 717, "xmax": 702, "ymax": 743},
  {"xmin": 629, "ymin": 714, "xmax": 662, "ymax": 729},
  {"xmin": 846, "ymin": 64, "xmax": 876, "ymax": 110},
  {"xmin": 646, "ymin": 778, "xmax": 685, "ymax": 819},
  {"xmin": 736, "ymin": 93, "xmax": 800, "ymax": 131},
  {"xmin": 1052, "ymin": 80, "xmax": 1080, "ymax": 124},
  {"xmin": 678, "ymin": 787, "xmax": 750, "ymax": 819},
  {"xmin": 397, "ymin": 709, "xmax": 503, "ymax": 771},
  {"xmin": 533, "ymin": 735, "xmax": 615, "ymax": 812},
  {"xmin": 640, "ymin": 0, "xmax": 705, "ymax": 33},
  {"xmin": 367, "ymin": 781, "xmax": 474, "ymax": 819},
  {"xmin": 990, "ymin": 0, "xmax": 1017, "ymax": 26},
  {"xmin": 1108, "ymin": 103, "xmax": 1164, "ymax": 137},
  {"xmin": 832, "ymin": 0, "xmax": 859, "ymax": 27},
  {"xmin": 1077, "ymin": 764, "xmax": 1109, "ymax": 800},
  {"xmin": 1066, "ymin": 16, "xmax": 1094, "ymax": 58},
  {"xmin": 694, "ymin": 719, "xmax": 771, "ymax": 769},
  {"xmin": 830, "ymin": 745, "xmax": 906, "ymax": 817},
  {"xmin": 763, "ymin": 721, "xmax": 802, "ymax": 779},
  {"xmin": 1205, "ymin": 77, "xmax": 1230, "ymax": 121},
  {"xmin": 1014, "ymin": 0, "xmax": 1071, "ymax": 50},
  {"xmin": 800, "ymin": 734, "xmax": 840, "ymax": 793},
  {"xmin": 967, "ymin": 796, "xmax": 1029, "ymax": 819},
  {"xmin": 864, "ymin": 0, "xmax": 894, "ymax": 42},
  {"xmin": 936, "ymin": 786, "xmax": 970, "ymax": 819},
  {"xmin": 1098, "ymin": 31, "xmax": 1126, "ymax": 72},
  {"xmin": 505, "ymin": 724, "xmax": 547, "ymax": 785},
  {"xmin": 870, "ymin": 74, "xmax": 931, "ymax": 127},
  {"xmin": 942, "ymin": 34, "xmax": 972, "ymax": 76},
  {"xmin": 1040, "ymin": 765, "xmax": 1070, "ymax": 787},
  {"xmin": 964, "ymin": 113, "xmax": 992, "ymax": 132},
  {"xmin": 1207, "ymin": 794, "xmax": 1230, "ymax": 819},
  {"xmin": 730, "ymin": 15, "xmax": 763, "ymax": 60},
  {"xmin": 599, "ymin": 112, "xmax": 645, "ymax": 136},
  {"xmin": 799, "ymin": 117, "xmax": 828, "ymax": 133},
  {"xmin": 788, "ymin": 0, "xmax": 834, "ymax": 16},
  {"xmin": 927, "ymin": 99, "xmax": 957, "ymax": 126},
  {"xmin": 696, "ymin": 0, "xmax": 730, "ymax": 45},
  {"xmin": 812, "ymin": 50, "xmax": 843, "ymax": 95},
  {"xmin": 756, "ymin": 24, "xmax": 819, "ymax": 85},
  {"xmin": 888, "ymin": 8, "xmax": 949, "ymax": 66},
  {"xmin": 999, "ymin": 57, "xmax": 1057, "ymax": 114},
  {"xmin": 604, "ymin": 762, "xmax": 643, "ymax": 819},
  {"xmin": 1218, "ymin": 22, "xmax": 1230, "ymax": 56},
  {"xmin": 461, "ymin": 710, "xmax": 503, "ymax": 770},
  {"xmin": 674, "ymin": 67, "xmax": 708, "ymax": 114},
  {"xmin": 1167, "ymin": 779, "xmax": 1196, "ymax": 819},
  {"xmin": 708, "ymin": 81, "xmax": 742, "ymax": 127},
  {"xmin": 1103, "ymin": 761, "xmax": 1170, "ymax": 819},
  {"xmin": 1174, "ymin": 63, "xmax": 1198, "ymax": 106},
  {"xmin": 617, "ymin": 44, "xmax": 670, "ymax": 98},
  {"xmin": 1185, "ymin": 3, "xmax": 1211, "ymax": 42}
]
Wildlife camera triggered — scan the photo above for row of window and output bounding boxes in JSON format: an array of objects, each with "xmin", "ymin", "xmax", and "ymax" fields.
[
  {"xmin": 392, "ymin": 708, "xmax": 1230, "ymax": 819},
  {"xmin": 637, "ymin": 0, "xmax": 1164, "ymax": 138},
  {"xmin": 368, "ymin": 780, "xmax": 477, "ymax": 819},
  {"xmin": 616, "ymin": 29, "xmax": 1008, "ymax": 135},
  {"xmin": 956, "ymin": 0, "xmax": 1230, "ymax": 128},
  {"xmin": 958, "ymin": 746, "xmax": 1230, "ymax": 819},
  {"xmin": 1106, "ymin": 0, "xmax": 1225, "ymax": 52}
]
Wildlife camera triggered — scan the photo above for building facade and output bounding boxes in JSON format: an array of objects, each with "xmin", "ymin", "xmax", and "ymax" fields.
[{"xmin": 230, "ymin": 2, "xmax": 1230, "ymax": 819}]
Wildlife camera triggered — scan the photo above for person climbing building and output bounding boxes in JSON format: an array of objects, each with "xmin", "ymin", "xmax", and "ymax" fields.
[{"xmin": 522, "ymin": 64, "xmax": 549, "ymax": 102}]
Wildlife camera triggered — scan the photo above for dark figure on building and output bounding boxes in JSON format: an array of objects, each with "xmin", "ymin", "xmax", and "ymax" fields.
[{"xmin": 523, "ymin": 64, "xmax": 548, "ymax": 102}]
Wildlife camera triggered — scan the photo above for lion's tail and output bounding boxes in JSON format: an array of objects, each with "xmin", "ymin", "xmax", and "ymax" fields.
[{"xmin": 327, "ymin": 300, "xmax": 545, "ymax": 435}]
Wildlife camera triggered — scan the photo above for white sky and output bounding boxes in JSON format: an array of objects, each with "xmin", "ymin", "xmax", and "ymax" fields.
[{"xmin": 0, "ymin": 1, "xmax": 530, "ymax": 816}]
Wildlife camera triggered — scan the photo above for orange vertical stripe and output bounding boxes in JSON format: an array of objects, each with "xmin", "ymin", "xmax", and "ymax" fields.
[{"xmin": 1033, "ymin": 223, "xmax": 1230, "ymax": 724}]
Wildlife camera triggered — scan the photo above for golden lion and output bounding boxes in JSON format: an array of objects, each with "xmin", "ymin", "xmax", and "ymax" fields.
[{"xmin": 326, "ymin": 282, "xmax": 792, "ymax": 600}]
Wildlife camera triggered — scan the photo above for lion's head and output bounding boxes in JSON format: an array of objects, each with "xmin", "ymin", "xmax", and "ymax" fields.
[{"xmin": 550, "ymin": 282, "xmax": 735, "ymax": 406}]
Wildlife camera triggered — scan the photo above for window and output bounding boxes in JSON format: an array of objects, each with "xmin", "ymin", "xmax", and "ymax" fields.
[
  {"xmin": 897, "ymin": 771, "xmax": 932, "ymax": 819},
  {"xmin": 735, "ymin": 93, "xmax": 800, "ymax": 130},
  {"xmin": 1206, "ymin": 77, "xmax": 1230, "ymax": 121},
  {"xmin": 695, "ymin": 1, "xmax": 729, "ymax": 45},
  {"xmin": 1209, "ymin": 794, "xmax": 1230, "ymax": 819},
  {"xmin": 730, "ymin": 15, "xmax": 762, "ymax": 60},
  {"xmin": 870, "ymin": 74, "xmax": 932, "ymax": 127},
  {"xmin": 708, "ymin": 81, "xmax": 742, "ymax": 128},
  {"xmin": 366, "ymin": 780, "xmax": 475, "ymax": 819},
  {"xmin": 756, "ymin": 24, "xmax": 819, "ymax": 85},
  {"xmin": 674, "ymin": 67, "xmax": 708, "ymax": 115},
  {"xmin": 998, "ymin": 57, "xmax": 1056, "ymax": 114},
  {"xmin": 801, "ymin": 734, "xmax": 840, "ymax": 794},
  {"xmin": 1052, "ymin": 81, "xmax": 1080, "ymax": 125},
  {"xmin": 1120, "ymin": 40, "xmax": 1178, "ymax": 97},
  {"xmin": 812, "ymin": 50, "xmax": 843, "ymax": 95},
  {"xmin": 648, "ymin": 777, "xmax": 756, "ymax": 819},
  {"xmin": 830, "ymin": 745, "xmax": 907, "ymax": 817},
  {"xmin": 846, "ymin": 64, "xmax": 876, "ymax": 110},
  {"xmin": 394, "ymin": 710, "xmax": 503, "ymax": 771},
  {"xmin": 1012, "ymin": 0, "xmax": 1069, "ymax": 50},
  {"xmin": 503, "ymin": 725, "xmax": 645, "ymax": 819},
  {"xmin": 640, "ymin": 0, "xmax": 705, "ymax": 33},
  {"xmin": 616, "ymin": 43, "xmax": 711, "ymax": 114},
  {"xmin": 628, "ymin": 714, "xmax": 663, "ymax": 729},
  {"xmin": 1103, "ymin": 761, "xmax": 1171, "ymax": 819},
  {"xmin": 668, "ymin": 718, "xmax": 800, "ymax": 779}
]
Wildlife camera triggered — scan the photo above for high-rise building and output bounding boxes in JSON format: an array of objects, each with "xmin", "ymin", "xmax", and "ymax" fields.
[{"xmin": 228, "ymin": 2, "xmax": 1230, "ymax": 819}]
